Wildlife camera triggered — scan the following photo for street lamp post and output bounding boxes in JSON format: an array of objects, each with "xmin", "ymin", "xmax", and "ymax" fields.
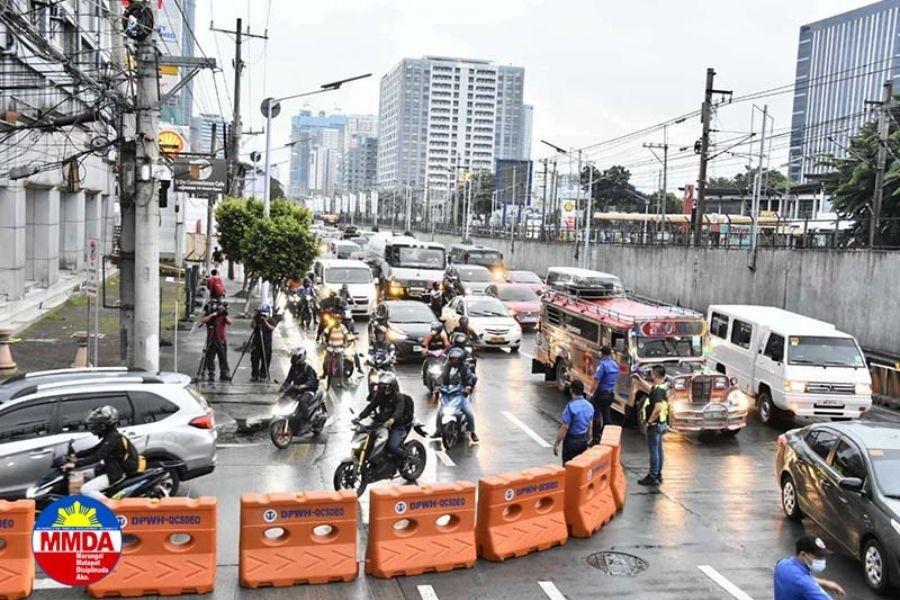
[{"xmin": 258, "ymin": 73, "xmax": 370, "ymax": 304}]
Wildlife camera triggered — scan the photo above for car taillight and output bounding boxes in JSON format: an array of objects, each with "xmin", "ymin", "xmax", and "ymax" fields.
[
  {"xmin": 189, "ymin": 413, "xmax": 214, "ymax": 430},
  {"xmin": 777, "ymin": 434, "xmax": 788, "ymax": 448}
]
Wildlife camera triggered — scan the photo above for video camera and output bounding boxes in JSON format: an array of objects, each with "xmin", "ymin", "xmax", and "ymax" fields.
[{"xmin": 208, "ymin": 300, "xmax": 229, "ymax": 317}]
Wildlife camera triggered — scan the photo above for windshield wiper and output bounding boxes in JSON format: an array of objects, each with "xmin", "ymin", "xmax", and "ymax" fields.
[{"xmin": 790, "ymin": 358, "xmax": 817, "ymax": 365}]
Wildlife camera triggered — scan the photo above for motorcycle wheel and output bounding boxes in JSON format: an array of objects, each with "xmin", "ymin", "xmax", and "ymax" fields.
[
  {"xmin": 441, "ymin": 422, "xmax": 460, "ymax": 451},
  {"xmin": 333, "ymin": 460, "xmax": 366, "ymax": 495},
  {"xmin": 269, "ymin": 418, "xmax": 294, "ymax": 449},
  {"xmin": 150, "ymin": 470, "xmax": 178, "ymax": 499},
  {"xmin": 400, "ymin": 440, "xmax": 427, "ymax": 482},
  {"xmin": 147, "ymin": 461, "xmax": 180, "ymax": 496}
]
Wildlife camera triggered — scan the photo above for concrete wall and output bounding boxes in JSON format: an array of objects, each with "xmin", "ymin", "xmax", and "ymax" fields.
[{"xmin": 430, "ymin": 233, "xmax": 900, "ymax": 356}]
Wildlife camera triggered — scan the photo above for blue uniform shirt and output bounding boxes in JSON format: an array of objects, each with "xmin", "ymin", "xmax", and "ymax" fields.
[
  {"xmin": 594, "ymin": 356, "xmax": 619, "ymax": 392},
  {"xmin": 562, "ymin": 396, "xmax": 595, "ymax": 438},
  {"xmin": 773, "ymin": 557, "xmax": 831, "ymax": 600}
]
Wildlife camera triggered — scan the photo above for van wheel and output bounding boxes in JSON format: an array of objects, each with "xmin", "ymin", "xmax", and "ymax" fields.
[
  {"xmin": 757, "ymin": 390, "xmax": 778, "ymax": 426},
  {"xmin": 780, "ymin": 474, "xmax": 803, "ymax": 521},
  {"xmin": 554, "ymin": 359, "xmax": 570, "ymax": 394}
]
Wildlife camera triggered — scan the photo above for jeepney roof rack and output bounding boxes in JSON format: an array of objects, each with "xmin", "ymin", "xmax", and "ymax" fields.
[
  {"xmin": 545, "ymin": 288, "xmax": 702, "ymax": 324},
  {"xmin": 552, "ymin": 282, "xmax": 624, "ymax": 300}
]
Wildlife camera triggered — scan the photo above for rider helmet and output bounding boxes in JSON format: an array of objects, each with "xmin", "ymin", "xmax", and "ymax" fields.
[
  {"xmin": 373, "ymin": 324, "xmax": 388, "ymax": 342},
  {"xmin": 86, "ymin": 405, "xmax": 119, "ymax": 436},
  {"xmin": 448, "ymin": 347, "xmax": 466, "ymax": 367},
  {"xmin": 458, "ymin": 316, "xmax": 470, "ymax": 329},
  {"xmin": 291, "ymin": 346, "xmax": 307, "ymax": 365},
  {"xmin": 430, "ymin": 321, "xmax": 443, "ymax": 333},
  {"xmin": 375, "ymin": 370, "xmax": 398, "ymax": 396}
]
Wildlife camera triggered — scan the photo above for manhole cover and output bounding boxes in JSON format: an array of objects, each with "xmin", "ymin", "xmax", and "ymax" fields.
[{"xmin": 586, "ymin": 551, "xmax": 649, "ymax": 576}]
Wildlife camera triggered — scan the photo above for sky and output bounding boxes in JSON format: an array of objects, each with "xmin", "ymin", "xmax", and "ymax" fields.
[{"xmin": 189, "ymin": 0, "xmax": 882, "ymax": 193}]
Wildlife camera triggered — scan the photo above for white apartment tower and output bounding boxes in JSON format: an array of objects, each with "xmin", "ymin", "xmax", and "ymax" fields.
[{"xmin": 377, "ymin": 56, "xmax": 529, "ymax": 200}]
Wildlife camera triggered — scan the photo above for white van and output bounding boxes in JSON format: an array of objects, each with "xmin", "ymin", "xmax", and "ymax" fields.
[
  {"xmin": 706, "ymin": 305, "xmax": 872, "ymax": 424},
  {"xmin": 313, "ymin": 258, "xmax": 377, "ymax": 316}
]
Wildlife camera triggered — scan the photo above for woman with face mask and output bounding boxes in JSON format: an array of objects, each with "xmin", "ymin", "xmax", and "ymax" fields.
[{"xmin": 774, "ymin": 534, "xmax": 845, "ymax": 599}]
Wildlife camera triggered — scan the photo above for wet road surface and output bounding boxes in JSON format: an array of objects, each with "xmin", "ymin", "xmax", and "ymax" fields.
[{"xmin": 35, "ymin": 319, "xmax": 900, "ymax": 599}]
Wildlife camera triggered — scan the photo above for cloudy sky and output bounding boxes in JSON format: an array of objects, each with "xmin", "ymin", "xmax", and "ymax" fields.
[{"xmin": 189, "ymin": 0, "xmax": 880, "ymax": 192}]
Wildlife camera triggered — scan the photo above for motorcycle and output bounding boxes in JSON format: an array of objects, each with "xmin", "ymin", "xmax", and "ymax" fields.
[
  {"xmin": 27, "ymin": 441, "xmax": 180, "ymax": 511},
  {"xmin": 449, "ymin": 332, "xmax": 478, "ymax": 378},
  {"xmin": 268, "ymin": 389, "xmax": 328, "ymax": 449},
  {"xmin": 422, "ymin": 349, "xmax": 446, "ymax": 399},
  {"xmin": 297, "ymin": 294, "xmax": 316, "ymax": 329},
  {"xmin": 366, "ymin": 350, "xmax": 396, "ymax": 392},
  {"xmin": 437, "ymin": 384, "xmax": 473, "ymax": 450},
  {"xmin": 333, "ymin": 415, "xmax": 428, "ymax": 495},
  {"xmin": 322, "ymin": 323, "xmax": 357, "ymax": 391}
]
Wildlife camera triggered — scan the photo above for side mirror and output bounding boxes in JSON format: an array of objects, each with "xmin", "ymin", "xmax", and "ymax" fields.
[
  {"xmin": 730, "ymin": 377, "xmax": 737, "ymax": 386},
  {"xmin": 838, "ymin": 477, "xmax": 864, "ymax": 493}
]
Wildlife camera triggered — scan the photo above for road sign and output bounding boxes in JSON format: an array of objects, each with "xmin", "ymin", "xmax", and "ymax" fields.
[
  {"xmin": 260, "ymin": 98, "xmax": 281, "ymax": 118},
  {"xmin": 172, "ymin": 159, "xmax": 227, "ymax": 196}
]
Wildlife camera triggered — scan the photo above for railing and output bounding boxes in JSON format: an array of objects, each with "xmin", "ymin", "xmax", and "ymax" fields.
[{"xmin": 340, "ymin": 214, "xmax": 900, "ymax": 251}]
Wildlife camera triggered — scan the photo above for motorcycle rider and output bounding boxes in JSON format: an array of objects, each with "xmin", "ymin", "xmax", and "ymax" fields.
[
  {"xmin": 429, "ymin": 282, "xmax": 443, "ymax": 315},
  {"xmin": 434, "ymin": 347, "xmax": 479, "ymax": 443},
  {"xmin": 422, "ymin": 321, "xmax": 450, "ymax": 354},
  {"xmin": 368, "ymin": 325, "xmax": 397, "ymax": 366},
  {"xmin": 69, "ymin": 406, "xmax": 141, "ymax": 500},
  {"xmin": 317, "ymin": 290, "xmax": 340, "ymax": 341},
  {"xmin": 297, "ymin": 278, "xmax": 317, "ymax": 325},
  {"xmin": 280, "ymin": 346, "xmax": 319, "ymax": 397},
  {"xmin": 452, "ymin": 315, "xmax": 479, "ymax": 342},
  {"xmin": 338, "ymin": 283, "xmax": 356, "ymax": 333},
  {"xmin": 322, "ymin": 311, "xmax": 360, "ymax": 374},
  {"xmin": 356, "ymin": 371, "xmax": 415, "ymax": 461}
]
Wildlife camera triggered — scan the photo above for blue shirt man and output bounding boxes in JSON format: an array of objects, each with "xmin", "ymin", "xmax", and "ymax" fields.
[
  {"xmin": 554, "ymin": 380, "xmax": 594, "ymax": 464},
  {"xmin": 594, "ymin": 353, "xmax": 619, "ymax": 392},
  {"xmin": 774, "ymin": 535, "xmax": 845, "ymax": 600},
  {"xmin": 590, "ymin": 346, "xmax": 619, "ymax": 443}
]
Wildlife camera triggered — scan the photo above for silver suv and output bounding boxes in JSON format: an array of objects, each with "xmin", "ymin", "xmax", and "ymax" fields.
[{"xmin": 0, "ymin": 367, "xmax": 217, "ymax": 499}]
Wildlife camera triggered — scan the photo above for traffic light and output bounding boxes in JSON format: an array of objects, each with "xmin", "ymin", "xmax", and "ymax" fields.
[{"xmin": 159, "ymin": 179, "xmax": 170, "ymax": 208}]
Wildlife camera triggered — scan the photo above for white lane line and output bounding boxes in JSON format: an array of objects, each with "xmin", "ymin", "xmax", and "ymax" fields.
[
  {"xmin": 435, "ymin": 449, "xmax": 456, "ymax": 467},
  {"xmin": 34, "ymin": 579, "xmax": 70, "ymax": 590},
  {"xmin": 697, "ymin": 565, "xmax": 754, "ymax": 600},
  {"xmin": 502, "ymin": 411, "xmax": 552, "ymax": 448},
  {"xmin": 417, "ymin": 584, "xmax": 439, "ymax": 599},
  {"xmin": 538, "ymin": 581, "xmax": 566, "ymax": 600},
  {"xmin": 216, "ymin": 442, "xmax": 264, "ymax": 448}
]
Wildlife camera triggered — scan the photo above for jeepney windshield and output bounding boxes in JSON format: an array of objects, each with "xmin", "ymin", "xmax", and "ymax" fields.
[{"xmin": 635, "ymin": 336, "xmax": 703, "ymax": 359}]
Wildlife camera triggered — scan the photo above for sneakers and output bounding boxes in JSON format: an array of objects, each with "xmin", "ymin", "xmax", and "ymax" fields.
[
  {"xmin": 249, "ymin": 376, "xmax": 259, "ymax": 383},
  {"xmin": 637, "ymin": 475, "xmax": 661, "ymax": 486},
  {"xmin": 219, "ymin": 374, "xmax": 232, "ymax": 382},
  {"xmin": 206, "ymin": 373, "xmax": 215, "ymax": 382}
]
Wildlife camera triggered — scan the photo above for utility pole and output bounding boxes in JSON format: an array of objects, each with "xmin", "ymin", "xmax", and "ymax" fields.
[
  {"xmin": 870, "ymin": 80, "xmax": 893, "ymax": 247},
  {"xmin": 205, "ymin": 124, "xmax": 218, "ymax": 274},
  {"xmin": 132, "ymin": 1, "xmax": 162, "ymax": 371},
  {"xmin": 643, "ymin": 125, "xmax": 669, "ymax": 232},
  {"xmin": 583, "ymin": 162, "xmax": 594, "ymax": 268},
  {"xmin": 574, "ymin": 149, "xmax": 583, "ymax": 261},
  {"xmin": 749, "ymin": 105, "xmax": 768, "ymax": 266},
  {"xmin": 694, "ymin": 68, "xmax": 732, "ymax": 245},
  {"xmin": 112, "ymin": 0, "xmax": 136, "ymax": 363},
  {"xmin": 510, "ymin": 166, "xmax": 517, "ymax": 254},
  {"xmin": 211, "ymin": 19, "xmax": 267, "ymax": 197},
  {"xmin": 540, "ymin": 159, "xmax": 548, "ymax": 240}
]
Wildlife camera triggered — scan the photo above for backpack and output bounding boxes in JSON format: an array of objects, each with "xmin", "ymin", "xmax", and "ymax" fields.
[
  {"xmin": 207, "ymin": 276, "xmax": 225, "ymax": 297},
  {"xmin": 120, "ymin": 436, "xmax": 146, "ymax": 475}
]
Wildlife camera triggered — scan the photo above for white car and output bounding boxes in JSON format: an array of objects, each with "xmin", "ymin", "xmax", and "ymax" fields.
[{"xmin": 441, "ymin": 295, "xmax": 522, "ymax": 351}]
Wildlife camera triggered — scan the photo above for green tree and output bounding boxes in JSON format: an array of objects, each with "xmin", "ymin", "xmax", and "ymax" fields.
[
  {"xmin": 820, "ymin": 109, "xmax": 900, "ymax": 246},
  {"xmin": 215, "ymin": 198, "xmax": 262, "ymax": 265},
  {"xmin": 241, "ymin": 215, "xmax": 317, "ymax": 305},
  {"xmin": 580, "ymin": 164, "xmax": 648, "ymax": 212},
  {"xmin": 455, "ymin": 170, "xmax": 495, "ymax": 221},
  {"xmin": 709, "ymin": 167, "xmax": 788, "ymax": 194}
]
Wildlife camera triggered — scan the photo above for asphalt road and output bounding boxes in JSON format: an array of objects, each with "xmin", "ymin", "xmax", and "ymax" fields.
[{"xmin": 33, "ymin": 320, "xmax": 900, "ymax": 599}]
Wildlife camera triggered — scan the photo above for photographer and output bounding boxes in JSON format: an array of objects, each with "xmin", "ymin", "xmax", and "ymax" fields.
[
  {"xmin": 202, "ymin": 299, "xmax": 232, "ymax": 382},
  {"xmin": 250, "ymin": 304, "xmax": 276, "ymax": 382}
]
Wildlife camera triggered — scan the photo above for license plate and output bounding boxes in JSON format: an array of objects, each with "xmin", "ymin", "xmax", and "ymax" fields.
[
  {"xmin": 489, "ymin": 336, "xmax": 505, "ymax": 344},
  {"xmin": 412, "ymin": 345, "xmax": 423, "ymax": 352},
  {"xmin": 408, "ymin": 288, "xmax": 425, "ymax": 296},
  {"xmin": 519, "ymin": 316, "xmax": 536, "ymax": 323},
  {"xmin": 816, "ymin": 400, "xmax": 844, "ymax": 407}
]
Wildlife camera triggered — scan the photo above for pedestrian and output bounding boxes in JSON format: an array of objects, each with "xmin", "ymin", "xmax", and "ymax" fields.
[
  {"xmin": 774, "ymin": 534, "xmax": 845, "ymax": 599},
  {"xmin": 206, "ymin": 268, "xmax": 226, "ymax": 300},
  {"xmin": 212, "ymin": 246, "xmax": 224, "ymax": 271},
  {"xmin": 553, "ymin": 380, "xmax": 594, "ymax": 465},
  {"xmin": 638, "ymin": 365, "xmax": 668, "ymax": 486},
  {"xmin": 591, "ymin": 345, "xmax": 618, "ymax": 443},
  {"xmin": 201, "ymin": 299, "xmax": 231, "ymax": 382},
  {"xmin": 249, "ymin": 304, "xmax": 275, "ymax": 383}
]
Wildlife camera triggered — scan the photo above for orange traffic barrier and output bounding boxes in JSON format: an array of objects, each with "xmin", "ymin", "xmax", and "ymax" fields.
[
  {"xmin": 564, "ymin": 445, "xmax": 616, "ymax": 538},
  {"xmin": 239, "ymin": 490, "xmax": 358, "ymax": 587},
  {"xmin": 86, "ymin": 497, "xmax": 216, "ymax": 598},
  {"xmin": 0, "ymin": 500, "xmax": 34, "ymax": 600},
  {"xmin": 476, "ymin": 465, "xmax": 567, "ymax": 561},
  {"xmin": 366, "ymin": 481, "xmax": 476, "ymax": 578},
  {"xmin": 599, "ymin": 425, "xmax": 627, "ymax": 511}
]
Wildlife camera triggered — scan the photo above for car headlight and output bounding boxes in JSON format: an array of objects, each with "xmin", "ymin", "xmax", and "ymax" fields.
[
  {"xmin": 728, "ymin": 390, "xmax": 749, "ymax": 410},
  {"xmin": 785, "ymin": 380, "xmax": 808, "ymax": 393},
  {"xmin": 388, "ymin": 281, "xmax": 405, "ymax": 296},
  {"xmin": 856, "ymin": 383, "xmax": 872, "ymax": 395}
]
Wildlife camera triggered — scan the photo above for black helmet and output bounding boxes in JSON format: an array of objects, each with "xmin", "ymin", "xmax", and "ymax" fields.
[
  {"xmin": 341, "ymin": 283, "xmax": 349, "ymax": 291},
  {"xmin": 458, "ymin": 316, "xmax": 470, "ymax": 329},
  {"xmin": 373, "ymin": 324, "xmax": 388, "ymax": 340},
  {"xmin": 450, "ymin": 332, "xmax": 468, "ymax": 347},
  {"xmin": 430, "ymin": 321, "xmax": 443, "ymax": 333},
  {"xmin": 291, "ymin": 346, "xmax": 307, "ymax": 364},
  {"xmin": 86, "ymin": 405, "xmax": 119, "ymax": 436},
  {"xmin": 448, "ymin": 347, "xmax": 466, "ymax": 366},
  {"xmin": 375, "ymin": 370, "xmax": 398, "ymax": 395},
  {"xmin": 432, "ymin": 281, "xmax": 440, "ymax": 289}
]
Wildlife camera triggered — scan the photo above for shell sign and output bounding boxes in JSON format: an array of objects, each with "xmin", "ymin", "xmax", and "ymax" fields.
[{"xmin": 159, "ymin": 128, "xmax": 186, "ymax": 156}]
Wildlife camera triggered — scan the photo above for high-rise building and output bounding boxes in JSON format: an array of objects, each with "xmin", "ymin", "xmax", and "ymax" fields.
[
  {"xmin": 789, "ymin": 0, "xmax": 900, "ymax": 182},
  {"xmin": 190, "ymin": 113, "xmax": 226, "ymax": 155},
  {"xmin": 159, "ymin": 0, "xmax": 195, "ymax": 128},
  {"xmin": 343, "ymin": 115, "xmax": 378, "ymax": 193},
  {"xmin": 376, "ymin": 56, "xmax": 531, "ymax": 202},
  {"xmin": 287, "ymin": 111, "xmax": 347, "ymax": 197}
]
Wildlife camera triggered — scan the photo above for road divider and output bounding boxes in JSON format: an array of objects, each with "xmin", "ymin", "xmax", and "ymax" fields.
[
  {"xmin": 598, "ymin": 425, "xmax": 628, "ymax": 511},
  {"xmin": 476, "ymin": 466, "xmax": 567, "ymax": 561},
  {"xmin": 0, "ymin": 499, "xmax": 34, "ymax": 600},
  {"xmin": 239, "ymin": 490, "xmax": 358, "ymax": 588},
  {"xmin": 86, "ymin": 497, "xmax": 217, "ymax": 598},
  {"xmin": 366, "ymin": 481, "xmax": 477, "ymax": 578},
  {"xmin": 564, "ymin": 445, "xmax": 616, "ymax": 537}
]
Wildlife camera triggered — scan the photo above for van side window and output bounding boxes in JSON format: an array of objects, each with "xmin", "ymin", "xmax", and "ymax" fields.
[
  {"xmin": 710, "ymin": 312, "xmax": 729, "ymax": 339},
  {"xmin": 763, "ymin": 334, "xmax": 785, "ymax": 362},
  {"xmin": 730, "ymin": 319, "xmax": 753, "ymax": 349}
]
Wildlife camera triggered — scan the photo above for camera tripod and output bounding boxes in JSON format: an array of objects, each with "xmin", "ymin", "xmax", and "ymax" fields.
[{"xmin": 230, "ymin": 325, "xmax": 271, "ymax": 383}]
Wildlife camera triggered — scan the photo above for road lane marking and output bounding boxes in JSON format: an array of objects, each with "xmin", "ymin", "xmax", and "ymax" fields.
[
  {"xmin": 502, "ymin": 411, "xmax": 552, "ymax": 448},
  {"xmin": 435, "ymin": 449, "xmax": 456, "ymax": 467},
  {"xmin": 417, "ymin": 584, "xmax": 439, "ymax": 599},
  {"xmin": 538, "ymin": 581, "xmax": 566, "ymax": 599},
  {"xmin": 697, "ymin": 565, "xmax": 754, "ymax": 600},
  {"xmin": 216, "ymin": 442, "xmax": 264, "ymax": 448}
]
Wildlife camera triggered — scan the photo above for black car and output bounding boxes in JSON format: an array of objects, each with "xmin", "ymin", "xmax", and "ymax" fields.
[
  {"xmin": 369, "ymin": 301, "xmax": 437, "ymax": 359},
  {"xmin": 776, "ymin": 421, "xmax": 900, "ymax": 595}
]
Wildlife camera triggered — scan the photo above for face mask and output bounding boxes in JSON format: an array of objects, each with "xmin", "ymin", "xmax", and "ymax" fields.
[{"xmin": 810, "ymin": 559, "xmax": 826, "ymax": 573}]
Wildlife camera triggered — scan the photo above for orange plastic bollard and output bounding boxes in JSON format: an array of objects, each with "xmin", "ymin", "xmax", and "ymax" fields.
[
  {"xmin": 564, "ymin": 445, "xmax": 616, "ymax": 538},
  {"xmin": 86, "ymin": 497, "xmax": 216, "ymax": 598},
  {"xmin": 239, "ymin": 490, "xmax": 358, "ymax": 587},
  {"xmin": 476, "ymin": 465, "xmax": 568, "ymax": 562},
  {"xmin": 599, "ymin": 425, "xmax": 628, "ymax": 511},
  {"xmin": 366, "ymin": 481, "xmax": 476, "ymax": 578},
  {"xmin": 0, "ymin": 500, "xmax": 35, "ymax": 600}
]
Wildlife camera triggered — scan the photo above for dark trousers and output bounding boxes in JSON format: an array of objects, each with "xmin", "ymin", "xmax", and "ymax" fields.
[
  {"xmin": 206, "ymin": 339, "xmax": 230, "ymax": 377},
  {"xmin": 250, "ymin": 334, "xmax": 272, "ymax": 379},
  {"xmin": 562, "ymin": 436, "xmax": 589, "ymax": 464},
  {"xmin": 591, "ymin": 390, "xmax": 614, "ymax": 442},
  {"xmin": 647, "ymin": 425, "xmax": 664, "ymax": 479},
  {"xmin": 387, "ymin": 426, "xmax": 409, "ymax": 460}
]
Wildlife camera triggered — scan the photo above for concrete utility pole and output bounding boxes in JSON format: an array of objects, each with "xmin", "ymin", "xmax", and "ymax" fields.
[
  {"xmin": 574, "ymin": 149, "xmax": 583, "ymax": 262},
  {"xmin": 582, "ymin": 162, "xmax": 594, "ymax": 268},
  {"xmin": 694, "ymin": 68, "xmax": 732, "ymax": 245},
  {"xmin": 870, "ymin": 80, "xmax": 893, "ymax": 248},
  {"xmin": 749, "ymin": 105, "xmax": 769, "ymax": 264},
  {"xmin": 132, "ymin": 1, "xmax": 162, "ymax": 371},
  {"xmin": 643, "ymin": 125, "xmax": 669, "ymax": 230},
  {"xmin": 204, "ymin": 125, "xmax": 218, "ymax": 275},
  {"xmin": 509, "ymin": 166, "xmax": 517, "ymax": 253},
  {"xmin": 112, "ymin": 0, "xmax": 136, "ymax": 363},
  {"xmin": 540, "ymin": 159, "xmax": 548, "ymax": 240}
]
